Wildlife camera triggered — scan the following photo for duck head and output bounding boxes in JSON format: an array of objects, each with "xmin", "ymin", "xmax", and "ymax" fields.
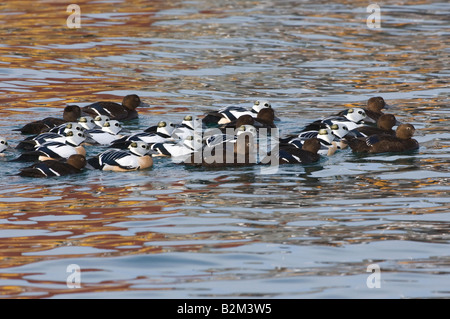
[
  {"xmin": 330, "ymin": 123, "xmax": 349, "ymax": 138},
  {"xmin": 252, "ymin": 100, "xmax": 271, "ymax": 113},
  {"xmin": 102, "ymin": 120, "xmax": 123, "ymax": 135},
  {"xmin": 317, "ymin": 128, "xmax": 335, "ymax": 144},
  {"xmin": 367, "ymin": 96, "xmax": 390, "ymax": 112},
  {"xmin": 396, "ymin": 124, "xmax": 416, "ymax": 140},
  {"xmin": 129, "ymin": 141, "xmax": 151, "ymax": 156},
  {"xmin": 65, "ymin": 130, "xmax": 86, "ymax": 146},
  {"xmin": 78, "ymin": 116, "xmax": 96, "ymax": 130},
  {"xmin": 345, "ymin": 108, "xmax": 367, "ymax": 123},
  {"xmin": 122, "ymin": 94, "xmax": 149, "ymax": 110}
]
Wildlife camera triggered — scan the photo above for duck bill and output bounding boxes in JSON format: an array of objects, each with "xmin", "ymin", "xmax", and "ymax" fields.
[
  {"xmin": 363, "ymin": 117, "xmax": 376, "ymax": 124},
  {"xmin": 384, "ymin": 103, "xmax": 392, "ymax": 110},
  {"xmin": 84, "ymin": 136, "xmax": 98, "ymax": 145},
  {"xmin": 139, "ymin": 101, "xmax": 150, "ymax": 107}
]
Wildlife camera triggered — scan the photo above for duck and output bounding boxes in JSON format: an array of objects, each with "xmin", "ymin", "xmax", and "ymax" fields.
[
  {"xmin": 328, "ymin": 123, "xmax": 351, "ymax": 149},
  {"xmin": 218, "ymin": 114, "xmax": 255, "ymax": 132},
  {"xmin": 49, "ymin": 122, "xmax": 85, "ymax": 135},
  {"xmin": 110, "ymin": 121, "xmax": 176, "ymax": 149},
  {"xmin": 18, "ymin": 154, "xmax": 86, "ymax": 178},
  {"xmin": 84, "ymin": 120, "xmax": 125, "ymax": 145},
  {"xmin": 87, "ymin": 141, "xmax": 153, "ymax": 171},
  {"xmin": 16, "ymin": 131, "xmax": 69, "ymax": 151},
  {"xmin": 202, "ymin": 100, "xmax": 272, "ymax": 126},
  {"xmin": 185, "ymin": 125, "xmax": 257, "ymax": 167},
  {"xmin": 22, "ymin": 122, "xmax": 85, "ymax": 147},
  {"xmin": 0, "ymin": 137, "xmax": 11, "ymax": 156},
  {"xmin": 93, "ymin": 115, "xmax": 110, "ymax": 128},
  {"xmin": 151, "ymin": 135, "xmax": 203, "ymax": 162},
  {"xmin": 262, "ymin": 138, "xmax": 321, "ymax": 165},
  {"xmin": 283, "ymin": 122, "xmax": 349, "ymax": 150},
  {"xmin": 253, "ymin": 107, "xmax": 277, "ymax": 129},
  {"xmin": 204, "ymin": 123, "xmax": 257, "ymax": 149},
  {"xmin": 81, "ymin": 94, "xmax": 148, "ymax": 121},
  {"xmin": 362, "ymin": 96, "xmax": 391, "ymax": 123},
  {"xmin": 348, "ymin": 113, "xmax": 397, "ymax": 138},
  {"xmin": 302, "ymin": 107, "xmax": 368, "ymax": 133},
  {"xmin": 347, "ymin": 124, "xmax": 419, "ymax": 154},
  {"xmin": 334, "ymin": 96, "xmax": 390, "ymax": 125},
  {"xmin": 287, "ymin": 128, "xmax": 339, "ymax": 156},
  {"xmin": 219, "ymin": 107, "xmax": 277, "ymax": 132},
  {"xmin": 12, "ymin": 130, "xmax": 86, "ymax": 162},
  {"xmin": 143, "ymin": 120, "xmax": 177, "ymax": 134},
  {"xmin": 13, "ymin": 105, "xmax": 82, "ymax": 135},
  {"xmin": 171, "ymin": 115, "xmax": 203, "ymax": 140},
  {"xmin": 77, "ymin": 116, "xmax": 97, "ymax": 130}
]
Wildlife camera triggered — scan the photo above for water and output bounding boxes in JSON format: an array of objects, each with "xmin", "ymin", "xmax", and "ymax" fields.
[{"xmin": 0, "ymin": 0, "xmax": 449, "ymax": 299}]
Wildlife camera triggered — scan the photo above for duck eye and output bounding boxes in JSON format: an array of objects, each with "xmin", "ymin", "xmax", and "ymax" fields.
[
  {"xmin": 344, "ymin": 126, "xmax": 349, "ymax": 130},
  {"xmin": 1, "ymin": 141, "xmax": 4, "ymax": 144},
  {"xmin": 115, "ymin": 123, "xmax": 119, "ymax": 126}
]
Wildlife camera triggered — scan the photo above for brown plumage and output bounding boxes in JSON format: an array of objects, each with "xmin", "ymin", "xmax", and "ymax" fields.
[
  {"xmin": 18, "ymin": 154, "xmax": 86, "ymax": 178},
  {"xmin": 348, "ymin": 124, "xmax": 419, "ymax": 154},
  {"xmin": 82, "ymin": 94, "xmax": 147, "ymax": 121},
  {"xmin": 356, "ymin": 113, "xmax": 397, "ymax": 137},
  {"xmin": 262, "ymin": 138, "xmax": 321, "ymax": 165},
  {"xmin": 185, "ymin": 129, "xmax": 257, "ymax": 167},
  {"xmin": 364, "ymin": 96, "xmax": 390, "ymax": 122},
  {"xmin": 13, "ymin": 105, "xmax": 81, "ymax": 135}
]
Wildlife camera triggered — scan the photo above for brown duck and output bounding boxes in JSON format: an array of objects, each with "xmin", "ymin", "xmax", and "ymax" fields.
[
  {"xmin": 82, "ymin": 94, "xmax": 148, "ymax": 121},
  {"xmin": 347, "ymin": 124, "xmax": 419, "ymax": 154}
]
